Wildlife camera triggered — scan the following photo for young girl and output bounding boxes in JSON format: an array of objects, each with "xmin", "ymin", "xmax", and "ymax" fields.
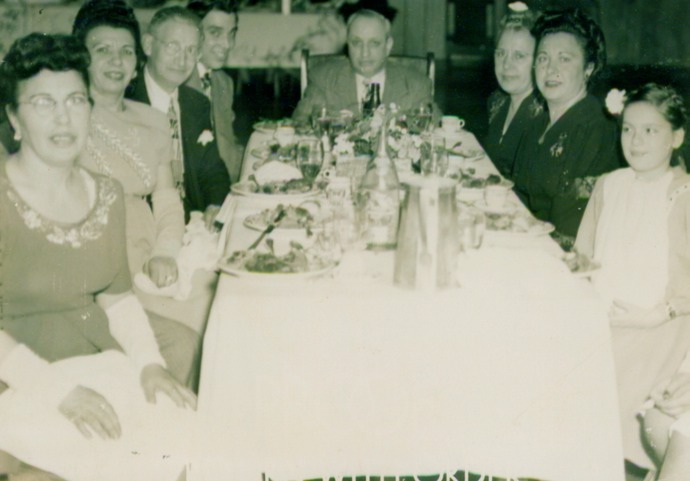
[{"xmin": 575, "ymin": 83, "xmax": 690, "ymax": 472}]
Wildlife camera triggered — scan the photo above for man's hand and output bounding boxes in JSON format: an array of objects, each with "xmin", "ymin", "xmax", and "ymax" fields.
[
  {"xmin": 59, "ymin": 385, "xmax": 121, "ymax": 440},
  {"xmin": 651, "ymin": 373, "xmax": 690, "ymax": 418},
  {"xmin": 140, "ymin": 363, "xmax": 197, "ymax": 410}
]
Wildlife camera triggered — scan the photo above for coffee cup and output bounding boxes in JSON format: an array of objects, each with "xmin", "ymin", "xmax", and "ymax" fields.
[
  {"xmin": 274, "ymin": 125, "xmax": 296, "ymax": 147},
  {"xmin": 441, "ymin": 115, "xmax": 465, "ymax": 133}
]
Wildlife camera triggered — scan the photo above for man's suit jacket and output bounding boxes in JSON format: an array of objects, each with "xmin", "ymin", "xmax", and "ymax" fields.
[
  {"xmin": 292, "ymin": 57, "xmax": 437, "ymax": 122},
  {"xmin": 127, "ymin": 77, "xmax": 230, "ymax": 219},
  {"xmin": 185, "ymin": 68, "xmax": 242, "ymax": 184}
]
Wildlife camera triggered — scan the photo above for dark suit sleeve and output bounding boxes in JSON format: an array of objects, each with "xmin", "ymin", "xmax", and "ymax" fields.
[{"xmin": 199, "ymin": 138, "xmax": 231, "ymax": 208}]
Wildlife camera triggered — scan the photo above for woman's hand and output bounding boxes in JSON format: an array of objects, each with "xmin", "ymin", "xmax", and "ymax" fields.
[
  {"xmin": 650, "ymin": 373, "xmax": 690, "ymax": 418},
  {"xmin": 140, "ymin": 363, "xmax": 196, "ymax": 410},
  {"xmin": 608, "ymin": 300, "xmax": 668, "ymax": 328},
  {"xmin": 145, "ymin": 256, "xmax": 178, "ymax": 287},
  {"xmin": 59, "ymin": 385, "xmax": 121, "ymax": 440}
]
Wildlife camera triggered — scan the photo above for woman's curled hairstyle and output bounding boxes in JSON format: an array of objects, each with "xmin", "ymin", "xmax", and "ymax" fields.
[
  {"xmin": 532, "ymin": 8, "xmax": 606, "ymax": 84},
  {"xmin": 0, "ymin": 33, "xmax": 90, "ymax": 111}
]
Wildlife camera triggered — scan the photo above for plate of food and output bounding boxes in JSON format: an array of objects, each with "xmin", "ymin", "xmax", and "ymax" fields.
[
  {"xmin": 219, "ymin": 240, "xmax": 337, "ymax": 279},
  {"xmin": 484, "ymin": 210, "xmax": 555, "ymax": 237},
  {"xmin": 231, "ymin": 177, "xmax": 320, "ymax": 201},
  {"xmin": 454, "ymin": 172, "xmax": 505, "ymax": 202},
  {"xmin": 243, "ymin": 202, "xmax": 322, "ymax": 234}
]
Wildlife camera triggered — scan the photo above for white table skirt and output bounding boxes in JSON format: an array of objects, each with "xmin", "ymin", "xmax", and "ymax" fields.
[{"xmin": 192, "ymin": 132, "xmax": 625, "ymax": 481}]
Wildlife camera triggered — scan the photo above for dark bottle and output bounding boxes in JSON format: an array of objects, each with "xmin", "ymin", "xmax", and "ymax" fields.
[{"xmin": 361, "ymin": 82, "xmax": 382, "ymax": 118}]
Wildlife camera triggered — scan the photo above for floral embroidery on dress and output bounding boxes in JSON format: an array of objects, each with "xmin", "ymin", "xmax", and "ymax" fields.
[
  {"xmin": 7, "ymin": 176, "xmax": 118, "ymax": 248},
  {"xmin": 488, "ymin": 93, "xmax": 508, "ymax": 125},
  {"xmin": 88, "ymin": 114, "xmax": 154, "ymax": 189},
  {"xmin": 528, "ymin": 97, "xmax": 545, "ymax": 118},
  {"xmin": 550, "ymin": 133, "xmax": 567, "ymax": 158}
]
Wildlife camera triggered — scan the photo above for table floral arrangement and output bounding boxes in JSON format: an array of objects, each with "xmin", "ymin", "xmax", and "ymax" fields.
[{"xmin": 331, "ymin": 103, "xmax": 426, "ymax": 175}]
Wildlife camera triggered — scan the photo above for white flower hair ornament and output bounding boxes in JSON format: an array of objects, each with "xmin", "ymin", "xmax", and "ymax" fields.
[
  {"xmin": 508, "ymin": 2, "xmax": 529, "ymax": 12},
  {"xmin": 605, "ymin": 89, "xmax": 627, "ymax": 116},
  {"xmin": 197, "ymin": 129, "xmax": 215, "ymax": 146}
]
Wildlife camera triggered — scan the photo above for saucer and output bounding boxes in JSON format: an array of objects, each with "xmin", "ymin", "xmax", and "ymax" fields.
[{"xmin": 475, "ymin": 199, "xmax": 518, "ymax": 214}]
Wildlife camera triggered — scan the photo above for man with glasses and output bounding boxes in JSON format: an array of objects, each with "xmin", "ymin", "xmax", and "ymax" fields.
[
  {"xmin": 128, "ymin": 6, "xmax": 230, "ymax": 226},
  {"xmin": 186, "ymin": 0, "xmax": 242, "ymax": 184}
]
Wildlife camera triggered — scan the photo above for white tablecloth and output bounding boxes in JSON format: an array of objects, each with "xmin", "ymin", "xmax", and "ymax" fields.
[{"xmin": 192, "ymin": 132, "xmax": 625, "ymax": 481}]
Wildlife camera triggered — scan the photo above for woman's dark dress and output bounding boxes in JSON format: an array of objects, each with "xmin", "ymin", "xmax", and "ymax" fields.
[
  {"xmin": 484, "ymin": 89, "xmax": 543, "ymax": 178},
  {"xmin": 512, "ymin": 94, "xmax": 622, "ymax": 242}
]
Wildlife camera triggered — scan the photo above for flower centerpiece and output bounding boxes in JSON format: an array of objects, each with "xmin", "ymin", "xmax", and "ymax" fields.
[{"xmin": 331, "ymin": 103, "xmax": 426, "ymax": 176}]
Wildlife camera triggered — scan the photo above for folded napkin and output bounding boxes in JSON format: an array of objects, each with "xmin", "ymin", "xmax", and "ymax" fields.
[
  {"xmin": 134, "ymin": 213, "xmax": 220, "ymax": 301},
  {"xmin": 253, "ymin": 160, "xmax": 302, "ymax": 185}
]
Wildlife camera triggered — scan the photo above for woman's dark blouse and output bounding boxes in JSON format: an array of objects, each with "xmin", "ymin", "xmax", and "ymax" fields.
[
  {"xmin": 484, "ymin": 90, "xmax": 543, "ymax": 178},
  {"xmin": 512, "ymin": 94, "xmax": 623, "ymax": 240}
]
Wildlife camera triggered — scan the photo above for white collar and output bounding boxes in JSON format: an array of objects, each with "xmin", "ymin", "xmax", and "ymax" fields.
[
  {"xmin": 144, "ymin": 67, "xmax": 178, "ymax": 114},
  {"xmin": 197, "ymin": 62, "xmax": 212, "ymax": 79}
]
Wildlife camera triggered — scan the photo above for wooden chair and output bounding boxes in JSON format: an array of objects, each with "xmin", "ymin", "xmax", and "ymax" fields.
[{"xmin": 300, "ymin": 48, "xmax": 436, "ymax": 98}]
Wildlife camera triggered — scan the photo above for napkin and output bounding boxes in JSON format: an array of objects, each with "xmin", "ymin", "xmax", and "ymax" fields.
[
  {"xmin": 134, "ymin": 213, "xmax": 220, "ymax": 301},
  {"xmin": 253, "ymin": 160, "xmax": 302, "ymax": 185}
]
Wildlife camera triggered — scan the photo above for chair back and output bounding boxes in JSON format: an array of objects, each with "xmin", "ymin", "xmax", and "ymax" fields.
[{"xmin": 300, "ymin": 49, "xmax": 435, "ymax": 98}]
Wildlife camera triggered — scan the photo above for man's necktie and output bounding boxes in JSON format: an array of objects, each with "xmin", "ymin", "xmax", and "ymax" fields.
[
  {"xmin": 201, "ymin": 72, "xmax": 212, "ymax": 98},
  {"xmin": 167, "ymin": 99, "xmax": 185, "ymax": 200}
]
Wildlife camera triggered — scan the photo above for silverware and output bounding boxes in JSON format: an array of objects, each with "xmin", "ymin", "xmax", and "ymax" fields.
[{"xmin": 247, "ymin": 207, "xmax": 286, "ymax": 251}]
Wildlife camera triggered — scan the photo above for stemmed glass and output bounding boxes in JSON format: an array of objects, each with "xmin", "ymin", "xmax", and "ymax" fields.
[
  {"xmin": 311, "ymin": 105, "xmax": 332, "ymax": 138},
  {"xmin": 407, "ymin": 102, "xmax": 433, "ymax": 135},
  {"xmin": 297, "ymin": 138, "xmax": 324, "ymax": 183}
]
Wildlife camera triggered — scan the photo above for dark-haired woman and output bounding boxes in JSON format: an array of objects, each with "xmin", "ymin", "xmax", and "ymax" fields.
[
  {"xmin": 484, "ymin": 3, "xmax": 542, "ymax": 178},
  {"xmin": 0, "ymin": 33, "xmax": 194, "ymax": 481},
  {"xmin": 576, "ymin": 83, "xmax": 690, "ymax": 470},
  {"xmin": 512, "ymin": 8, "xmax": 622, "ymax": 247},
  {"xmin": 72, "ymin": 0, "xmax": 205, "ymax": 387}
]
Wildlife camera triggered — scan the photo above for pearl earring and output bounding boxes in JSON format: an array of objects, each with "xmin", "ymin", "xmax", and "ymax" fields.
[{"xmin": 13, "ymin": 130, "xmax": 20, "ymax": 141}]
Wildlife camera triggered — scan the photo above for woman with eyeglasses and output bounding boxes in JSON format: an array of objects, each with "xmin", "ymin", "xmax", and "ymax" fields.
[
  {"xmin": 0, "ymin": 33, "xmax": 194, "ymax": 481},
  {"xmin": 72, "ymin": 0, "xmax": 203, "ymax": 390},
  {"xmin": 511, "ymin": 8, "xmax": 623, "ymax": 248},
  {"xmin": 483, "ymin": 2, "xmax": 542, "ymax": 178}
]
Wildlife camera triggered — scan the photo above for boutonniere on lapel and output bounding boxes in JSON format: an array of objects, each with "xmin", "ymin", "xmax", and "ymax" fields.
[{"xmin": 197, "ymin": 129, "xmax": 214, "ymax": 146}]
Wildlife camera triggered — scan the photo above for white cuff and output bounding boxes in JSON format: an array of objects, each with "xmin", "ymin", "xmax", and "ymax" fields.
[
  {"xmin": 0, "ymin": 344, "xmax": 75, "ymax": 405},
  {"xmin": 105, "ymin": 295, "xmax": 166, "ymax": 371}
]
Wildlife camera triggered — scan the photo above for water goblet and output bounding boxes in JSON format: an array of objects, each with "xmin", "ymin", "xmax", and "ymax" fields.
[
  {"xmin": 408, "ymin": 102, "xmax": 433, "ymax": 134},
  {"xmin": 297, "ymin": 138, "xmax": 324, "ymax": 183},
  {"xmin": 420, "ymin": 133, "xmax": 448, "ymax": 177},
  {"xmin": 457, "ymin": 206, "xmax": 485, "ymax": 251}
]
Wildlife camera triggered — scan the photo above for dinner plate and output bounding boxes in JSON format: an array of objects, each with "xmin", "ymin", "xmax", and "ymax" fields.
[
  {"xmin": 253, "ymin": 120, "xmax": 279, "ymax": 134},
  {"xmin": 456, "ymin": 187, "xmax": 485, "ymax": 203},
  {"xmin": 231, "ymin": 182, "xmax": 320, "ymax": 201},
  {"xmin": 243, "ymin": 212, "xmax": 323, "ymax": 233},
  {"xmin": 250, "ymin": 146, "xmax": 271, "ymax": 158},
  {"xmin": 218, "ymin": 260, "xmax": 337, "ymax": 280}
]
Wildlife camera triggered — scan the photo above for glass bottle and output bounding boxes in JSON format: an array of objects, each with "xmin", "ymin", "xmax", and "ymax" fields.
[
  {"xmin": 357, "ymin": 119, "xmax": 400, "ymax": 250},
  {"xmin": 361, "ymin": 83, "xmax": 381, "ymax": 119}
]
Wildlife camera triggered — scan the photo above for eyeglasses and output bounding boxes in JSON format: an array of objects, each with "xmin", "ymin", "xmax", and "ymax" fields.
[
  {"xmin": 18, "ymin": 93, "xmax": 90, "ymax": 115},
  {"xmin": 153, "ymin": 36, "xmax": 200, "ymax": 59}
]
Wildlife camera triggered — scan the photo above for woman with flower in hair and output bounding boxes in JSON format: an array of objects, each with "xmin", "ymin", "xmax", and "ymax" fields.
[
  {"xmin": 512, "ymin": 8, "xmax": 623, "ymax": 247},
  {"xmin": 484, "ymin": 1, "xmax": 542, "ymax": 178},
  {"xmin": 575, "ymin": 83, "xmax": 690, "ymax": 472}
]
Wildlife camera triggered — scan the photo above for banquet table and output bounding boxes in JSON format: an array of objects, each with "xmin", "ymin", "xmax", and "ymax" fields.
[{"xmin": 191, "ymin": 130, "xmax": 625, "ymax": 481}]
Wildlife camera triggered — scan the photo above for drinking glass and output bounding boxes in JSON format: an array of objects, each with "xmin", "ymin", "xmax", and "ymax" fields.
[
  {"xmin": 408, "ymin": 102, "xmax": 433, "ymax": 134},
  {"xmin": 297, "ymin": 138, "xmax": 324, "ymax": 182},
  {"xmin": 420, "ymin": 134, "xmax": 448, "ymax": 177},
  {"xmin": 458, "ymin": 206, "xmax": 485, "ymax": 251},
  {"xmin": 311, "ymin": 105, "xmax": 332, "ymax": 137}
]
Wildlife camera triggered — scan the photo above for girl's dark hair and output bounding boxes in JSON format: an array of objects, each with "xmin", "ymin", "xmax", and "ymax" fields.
[
  {"xmin": 625, "ymin": 83, "xmax": 687, "ymax": 131},
  {"xmin": 72, "ymin": 0, "xmax": 145, "ymax": 72},
  {"xmin": 0, "ymin": 33, "xmax": 90, "ymax": 111},
  {"xmin": 532, "ymin": 8, "xmax": 606, "ymax": 84}
]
